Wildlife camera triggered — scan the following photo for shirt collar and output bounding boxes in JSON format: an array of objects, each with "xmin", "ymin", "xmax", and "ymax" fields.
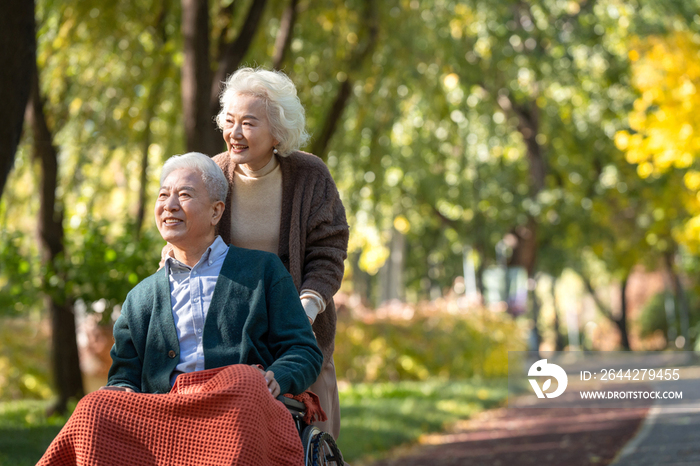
[{"xmin": 165, "ymin": 236, "xmax": 229, "ymax": 274}]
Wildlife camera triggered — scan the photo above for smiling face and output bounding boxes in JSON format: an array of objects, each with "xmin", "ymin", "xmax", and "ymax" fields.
[
  {"xmin": 155, "ymin": 168, "xmax": 224, "ymax": 257},
  {"xmin": 222, "ymin": 94, "xmax": 279, "ymax": 171}
]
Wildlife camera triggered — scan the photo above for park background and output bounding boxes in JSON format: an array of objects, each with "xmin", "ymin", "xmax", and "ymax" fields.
[{"xmin": 3, "ymin": 0, "xmax": 700, "ymax": 464}]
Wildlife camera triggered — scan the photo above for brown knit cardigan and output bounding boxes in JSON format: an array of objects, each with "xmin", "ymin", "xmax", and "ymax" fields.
[{"xmin": 212, "ymin": 151, "xmax": 349, "ymax": 363}]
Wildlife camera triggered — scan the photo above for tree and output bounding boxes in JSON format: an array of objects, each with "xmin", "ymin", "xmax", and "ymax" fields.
[
  {"xmin": 135, "ymin": 0, "xmax": 172, "ymax": 236},
  {"xmin": 181, "ymin": 0, "xmax": 269, "ymax": 155},
  {"xmin": 0, "ymin": 0, "xmax": 184, "ymax": 405},
  {"xmin": 616, "ymin": 30, "xmax": 700, "ymax": 252},
  {"xmin": 0, "ymin": 0, "xmax": 36, "ymax": 199},
  {"xmin": 320, "ymin": 0, "xmax": 640, "ymax": 304},
  {"xmin": 309, "ymin": 0, "xmax": 379, "ymax": 160},
  {"xmin": 614, "ymin": 16, "xmax": 700, "ymax": 348},
  {"xmin": 6, "ymin": 1, "xmax": 700, "ymax": 386},
  {"xmin": 272, "ymin": 0, "xmax": 299, "ymax": 71},
  {"xmin": 26, "ymin": 58, "xmax": 84, "ymax": 413}
]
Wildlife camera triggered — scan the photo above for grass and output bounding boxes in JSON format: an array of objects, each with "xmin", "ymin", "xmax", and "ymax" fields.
[
  {"xmin": 336, "ymin": 378, "xmax": 508, "ymax": 464},
  {"xmin": 0, "ymin": 400, "xmax": 74, "ymax": 466},
  {"xmin": 0, "ymin": 378, "xmax": 507, "ymax": 465}
]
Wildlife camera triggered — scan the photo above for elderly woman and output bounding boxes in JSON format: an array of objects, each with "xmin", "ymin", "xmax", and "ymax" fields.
[{"xmin": 211, "ymin": 67, "xmax": 349, "ymax": 439}]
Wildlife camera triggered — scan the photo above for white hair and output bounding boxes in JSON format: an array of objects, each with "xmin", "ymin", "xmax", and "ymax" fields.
[
  {"xmin": 160, "ymin": 152, "xmax": 228, "ymax": 202},
  {"xmin": 215, "ymin": 67, "xmax": 310, "ymax": 156}
]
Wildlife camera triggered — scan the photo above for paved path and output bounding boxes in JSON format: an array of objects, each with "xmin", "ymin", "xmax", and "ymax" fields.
[
  {"xmin": 364, "ymin": 363, "xmax": 700, "ymax": 466},
  {"xmin": 611, "ymin": 374, "xmax": 700, "ymax": 466},
  {"xmin": 366, "ymin": 395, "xmax": 649, "ymax": 465}
]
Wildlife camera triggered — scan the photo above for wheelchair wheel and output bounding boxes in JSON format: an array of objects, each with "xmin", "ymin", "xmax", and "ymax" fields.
[{"xmin": 301, "ymin": 425, "xmax": 344, "ymax": 466}]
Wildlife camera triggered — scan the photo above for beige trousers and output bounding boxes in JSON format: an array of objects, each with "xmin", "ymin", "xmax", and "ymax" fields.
[{"xmin": 308, "ymin": 357, "xmax": 341, "ymax": 440}]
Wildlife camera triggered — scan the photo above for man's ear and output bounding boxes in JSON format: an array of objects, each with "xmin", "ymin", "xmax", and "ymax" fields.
[{"xmin": 211, "ymin": 201, "xmax": 225, "ymax": 226}]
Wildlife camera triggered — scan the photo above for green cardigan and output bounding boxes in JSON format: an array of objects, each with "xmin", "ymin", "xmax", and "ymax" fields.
[{"xmin": 107, "ymin": 246, "xmax": 323, "ymax": 395}]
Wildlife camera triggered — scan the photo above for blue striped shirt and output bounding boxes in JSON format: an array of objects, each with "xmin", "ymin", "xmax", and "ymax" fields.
[{"xmin": 165, "ymin": 236, "xmax": 229, "ymax": 385}]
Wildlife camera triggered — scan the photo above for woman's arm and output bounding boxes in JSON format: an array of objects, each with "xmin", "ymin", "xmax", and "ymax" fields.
[{"xmin": 300, "ymin": 174, "xmax": 349, "ymax": 307}]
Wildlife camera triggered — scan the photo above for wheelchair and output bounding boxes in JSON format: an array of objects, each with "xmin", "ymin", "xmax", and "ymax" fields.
[{"xmin": 278, "ymin": 396, "xmax": 345, "ymax": 466}]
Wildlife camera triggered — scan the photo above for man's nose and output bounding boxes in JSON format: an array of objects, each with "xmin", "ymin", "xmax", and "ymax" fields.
[{"xmin": 163, "ymin": 194, "xmax": 180, "ymax": 211}]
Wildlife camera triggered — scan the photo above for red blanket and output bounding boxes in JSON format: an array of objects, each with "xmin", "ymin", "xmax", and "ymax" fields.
[{"xmin": 38, "ymin": 365, "xmax": 307, "ymax": 465}]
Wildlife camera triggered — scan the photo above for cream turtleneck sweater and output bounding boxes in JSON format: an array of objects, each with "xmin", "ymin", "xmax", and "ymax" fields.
[
  {"xmin": 230, "ymin": 155, "xmax": 325, "ymax": 322},
  {"xmin": 230, "ymin": 155, "xmax": 282, "ymax": 254}
]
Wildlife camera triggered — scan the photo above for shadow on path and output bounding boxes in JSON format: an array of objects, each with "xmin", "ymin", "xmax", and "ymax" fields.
[{"xmin": 367, "ymin": 395, "xmax": 649, "ymax": 466}]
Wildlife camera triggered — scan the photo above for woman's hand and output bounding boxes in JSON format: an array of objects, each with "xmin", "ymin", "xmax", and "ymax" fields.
[{"xmin": 159, "ymin": 243, "xmax": 174, "ymax": 270}]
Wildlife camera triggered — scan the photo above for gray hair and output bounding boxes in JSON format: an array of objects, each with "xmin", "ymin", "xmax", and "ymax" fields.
[
  {"xmin": 160, "ymin": 152, "xmax": 228, "ymax": 202},
  {"xmin": 215, "ymin": 67, "xmax": 310, "ymax": 156}
]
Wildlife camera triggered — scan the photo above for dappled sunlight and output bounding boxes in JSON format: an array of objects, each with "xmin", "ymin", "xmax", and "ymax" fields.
[
  {"xmin": 5, "ymin": 1, "xmax": 700, "ymax": 464},
  {"xmin": 338, "ymin": 379, "xmax": 508, "ymax": 463},
  {"xmin": 368, "ymin": 400, "xmax": 648, "ymax": 466},
  {"xmin": 334, "ymin": 295, "xmax": 525, "ymax": 383}
]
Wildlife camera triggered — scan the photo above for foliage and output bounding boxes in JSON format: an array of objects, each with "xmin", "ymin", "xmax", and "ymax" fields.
[
  {"xmin": 0, "ymin": 218, "xmax": 162, "ymax": 402},
  {"xmin": 637, "ymin": 290, "xmax": 700, "ymax": 344},
  {"xmin": 1, "ymin": 0, "xmax": 696, "ymax": 304},
  {"xmin": 615, "ymin": 30, "xmax": 700, "ymax": 177},
  {"xmin": 1, "ymin": 0, "xmax": 176, "ymax": 321},
  {"xmin": 59, "ymin": 219, "xmax": 163, "ymax": 322},
  {"xmin": 334, "ymin": 304, "xmax": 527, "ymax": 383},
  {"xmin": 0, "ymin": 217, "xmax": 162, "ymax": 325},
  {"xmin": 0, "ymin": 231, "xmax": 42, "ymax": 317},
  {"xmin": 5, "ymin": 0, "xmax": 700, "ymax": 403},
  {"xmin": 337, "ymin": 378, "xmax": 508, "ymax": 463},
  {"xmin": 300, "ymin": 0, "xmax": 699, "ymax": 301},
  {"xmin": 615, "ymin": 29, "xmax": 700, "ymax": 251},
  {"xmin": 0, "ymin": 318, "xmax": 53, "ymax": 401}
]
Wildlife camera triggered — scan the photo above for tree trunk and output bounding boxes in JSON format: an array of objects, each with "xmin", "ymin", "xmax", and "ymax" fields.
[
  {"xmin": 206, "ymin": 0, "xmax": 268, "ymax": 156},
  {"xmin": 493, "ymin": 91, "xmax": 544, "ymax": 316},
  {"xmin": 552, "ymin": 277, "xmax": 566, "ymax": 351},
  {"xmin": 0, "ymin": 0, "xmax": 35, "ymax": 199},
  {"xmin": 618, "ymin": 274, "xmax": 631, "ymax": 350},
  {"xmin": 501, "ymin": 97, "xmax": 543, "ymax": 277},
  {"xmin": 311, "ymin": 79, "xmax": 353, "ymax": 160},
  {"xmin": 311, "ymin": 0, "xmax": 379, "ymax": 160},
  {"xmin": 475, "ymin": 248, "xmax": 486, "ymax": 298},
  {"xmin": 27, "ymin": 63, "xmax": 84, "ymax": 414},
  {"xmin": 181, "ymin": 0, "xmax": 213, "ymax": 154},
  {"xmin": 379, "ymin": 227, "xmax": 405, "ymax": 303},
  {"xmin": 135, "ymin": 3, "xmax": 170, "ymax": 237},
  {"xmin": 580, "ymin": 271, "xmax": 631, "ymax": 350},
  {"xmin": 529, "ymin": 275, "xmax": 541, "ymax": 353},
  {"xmin": 208, "ymin": 0, "xmax": 268, "ymax": 115},
  {"xmin": 272, "ymin": 0, "xmax": 299, "ymax": 71},
  {"xmin": 181, "ymin": 0, "xmax": 269, "ymax": 155},
  {"xmin": 349, "ymin": 251, "xmax": 372, "ymax": 306},
  {"xmin": 663, "ymin": 251, "xmax": 690, "ymax": 349}
]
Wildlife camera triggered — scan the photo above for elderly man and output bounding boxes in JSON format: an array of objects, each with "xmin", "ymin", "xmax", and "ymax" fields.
[
  {"xmin": 106, "ymin": 152, "xmax": 322, "ymax": 396},
  {"xmin": 108, "ymin": 153, "xmax": 323, "ymax": 396},
  {"xmin": 38, "ymin": 153, "xmax": 323, "ymax": 466}
]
